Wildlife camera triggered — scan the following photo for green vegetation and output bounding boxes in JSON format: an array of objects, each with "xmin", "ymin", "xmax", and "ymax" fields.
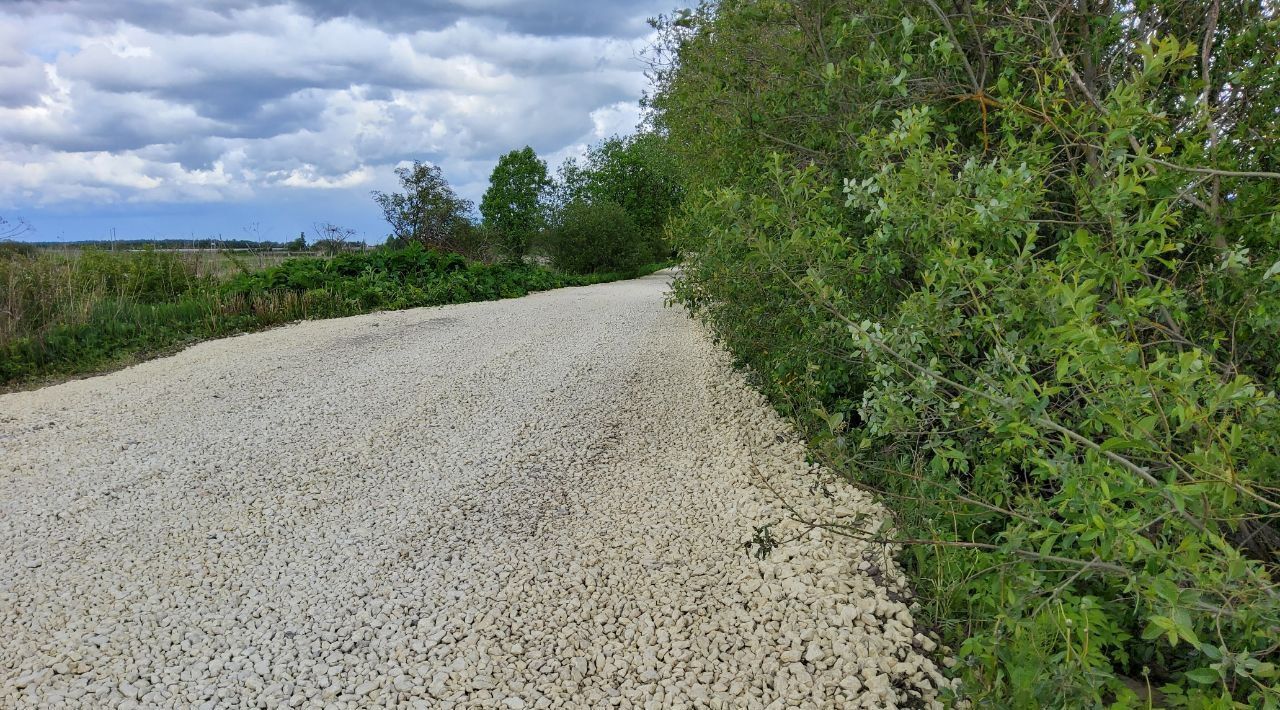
[
  {"xmin": 543, "ymin": 200, "xmax": 644, "ymax": 275},
  {"xmin": 555, "ymin": 133, "xmax": 683, "ymax": 264},
  {"xmin": 0, "ymin": 244, "xmax": 662, "ymax": 387},
  {"xmin": 1, "ymin": 134, "xmax": 680, "ymax": 387},
  {"xmin": 651, "ymin": 0, "xmax": 1280, "ymax": 706},
  {"xmin": 470, "ymin": 137, "xmax": 682, "ymax": 271},
  {"xmin": 373, "ymin": 162, "xmax": 476, "ymax": 253},
  {"xmin": 482, "ymin": 146, "xmax": 553, "ymax": 260}
]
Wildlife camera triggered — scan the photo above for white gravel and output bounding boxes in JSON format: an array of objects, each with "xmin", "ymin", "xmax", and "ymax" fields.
[{"xmin": 0, "ymin": 271, "xmax": 953, "ymax": 709}]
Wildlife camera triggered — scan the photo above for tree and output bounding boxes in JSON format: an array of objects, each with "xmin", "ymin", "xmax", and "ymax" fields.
[
  {"xmin": 372, "ymin": 162, "xmax": 473, "ymax": 251},
  {"xmin": 480, "ymin": 146, "xmax": 551, "ymax": 260},
  {"xmin": 543, "ymin": 199, "xmax": 643, "ymax": 275},
  {"xmin": 311, "ymin": 222, "xmax": 356, "ymax": 255},
  {"xmin": 554, "ymin": 134, "xmax": 681, "ymax": 259}
]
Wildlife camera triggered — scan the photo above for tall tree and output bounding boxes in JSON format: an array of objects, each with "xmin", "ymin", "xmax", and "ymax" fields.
[
  {"xmin": 480, "ymin": 146, "xmax": 551, "ymax": 260},
  {"xmin": 555, "ymin": 133, "xmax": 682, "ymax": 258},
  {"xmin": 372, "ymin": 162, "xmax": 473, "ymax": 250}
]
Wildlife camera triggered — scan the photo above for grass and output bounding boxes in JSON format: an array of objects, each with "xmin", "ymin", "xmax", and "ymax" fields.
[
  {"xmin": 173, "ymin": 249, "xmax": 308, "ymax": 279},
  {"xmin": 17, "ymin": 245, "xmax": 309, "ymax": 278},
  {"xmin": 0, "ymin": 244, "xmax": 669, "ymax": 389}
]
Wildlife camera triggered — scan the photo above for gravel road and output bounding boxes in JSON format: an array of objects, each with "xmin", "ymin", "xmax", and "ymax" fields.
[{"xmin": 1, "ymin": 271, "xmax": 952, "ymax": 709}]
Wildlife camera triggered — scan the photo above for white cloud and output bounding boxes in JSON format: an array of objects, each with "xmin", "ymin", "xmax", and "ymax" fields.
[
  {"xmin": 0, "ymin": 147, "xmax": 253, "ymax": 206},
  {"xmin": 0, "ymin": 1, "xmax": 663, "ymax": 213},
  {"xmin": 277, "ymin": 165, "xmax": 374, "ymax": 189},
  {"xmin": 590, "ymin": 101, "xmax": 642, "ymax": 139}
]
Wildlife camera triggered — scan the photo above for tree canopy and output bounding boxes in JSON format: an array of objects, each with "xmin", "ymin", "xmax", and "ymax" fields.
[
  {"xmin": 556, "ymin": 133, "xmax": 682, "ymax": 261},
  {"xmin": 372, "ymin": 162, "xmax": 473, "ymax": 250},
  {"xmin": 480, "ymin": 146, "xmax": 551, "ymax": 260},
  {"xmin": 558, "ymin": 134, "xmax": 681, "ymax": 239}
]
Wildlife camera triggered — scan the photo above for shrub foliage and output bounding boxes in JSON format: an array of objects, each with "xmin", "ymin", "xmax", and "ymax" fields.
[
  {"xmin": 652, "ymin": 0, "xmax": 1280, "ymax": 705},
  {"xmin": 543, "ymin": 200, "xmax": 645, "ymax": 275},
  {"xmin": 556, "ymin": 133, "xmax": 683, "ymax": 263},
  {"xmin": 1, "ymin": 246, "xmax": 654, "ymax": 386}
]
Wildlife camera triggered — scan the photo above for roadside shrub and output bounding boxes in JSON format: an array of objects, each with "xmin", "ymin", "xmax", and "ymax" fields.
[
  {"xmin": 543, "ymin": 200, "xmax": 644, "ymax": 275},
  {"xmin": 2, "ymin": 243, "xmax": 665, "ymax": 387},
  {"xmin": 652, "ymin": 1, "xmax": 1280, "ymax": 706},
  {"xmin": 555, "ymin": 134, "xmax": 683, "ymax": 263},
  {"xmin": 450, "ymin": 222, "xmax": 502, "ymax": 263}
]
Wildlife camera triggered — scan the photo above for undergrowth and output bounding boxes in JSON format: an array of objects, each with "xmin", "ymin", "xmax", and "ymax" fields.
[
  {"xmin": 651, "ymin": 1, "xmax": 1280, "ymax": 706},
  {"xmin": 0, "ymin": 245, "xmax": 665, "ymax": 387}
]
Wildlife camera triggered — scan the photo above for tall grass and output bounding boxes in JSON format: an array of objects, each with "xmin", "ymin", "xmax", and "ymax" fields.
[
  {"xmin": 1, "ymin": 248, "xmax": 208, "ymax": 345},
  {"xmin": 0, "ymin": 244, "xmax": 666, "ymax": 387}
]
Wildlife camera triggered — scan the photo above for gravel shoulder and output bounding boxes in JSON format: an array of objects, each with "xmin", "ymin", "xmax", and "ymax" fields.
[{"xmin": 0, "ymin": 271, "xmax": 953, "ymax": 708}]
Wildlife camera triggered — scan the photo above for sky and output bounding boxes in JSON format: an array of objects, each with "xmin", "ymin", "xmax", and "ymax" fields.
[{"xmin": 0, "ymin": 0, "xmax": 670, "ymax": 243}]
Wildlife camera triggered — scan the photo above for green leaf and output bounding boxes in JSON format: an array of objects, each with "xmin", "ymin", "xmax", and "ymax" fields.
[
  {"xmin": 1252, "ymin": 662, "xmax": 1277, "ymax": 679},
  {"xmin": 1141, "ymin": 619, "xmax": 1168, "ymax": 641},
  {"xmin": 1184, "ymin": 668, "xmax": 1220, "ymax": 685},
  {"xmin": 1100, "ymin": 437, "xmax": 1144, "ymax": 452},
  {"xmin": 1171, "ymin": 608, "xmax": 1199, "ymax": 647}
]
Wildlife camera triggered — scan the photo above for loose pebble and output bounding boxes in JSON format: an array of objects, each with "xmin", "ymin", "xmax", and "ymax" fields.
[{"xmin": 0, "ymin": 272, "xmax": 954, "ymax": 708}]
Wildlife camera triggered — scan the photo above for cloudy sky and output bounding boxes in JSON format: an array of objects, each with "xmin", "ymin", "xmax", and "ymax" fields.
[{"xmin": 0, "ymin": 0, "xmax": 669, "ymax": 243}]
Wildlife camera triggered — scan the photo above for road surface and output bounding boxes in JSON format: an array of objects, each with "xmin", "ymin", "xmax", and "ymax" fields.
[{"xmin": 1, "ymin": 271, "xmax": 951, "ymax": 708}]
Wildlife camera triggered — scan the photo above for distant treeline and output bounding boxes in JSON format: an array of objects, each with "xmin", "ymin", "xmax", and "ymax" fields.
[{"xmin": 27, "ymin": 239, "xmax": 298, "ymax": 251}]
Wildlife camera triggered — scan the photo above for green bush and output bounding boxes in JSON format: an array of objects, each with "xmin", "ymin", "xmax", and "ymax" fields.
[
  {"xmin": 542, "ymin": 200, "xmax": 645, "ymax": 275},
  {"xmin": 652, "ymin": 0, "xmax": 1280, "ymax": 706},
  {"xmin": 2, "ymin": 244, "xmax": 664, "ymax": 387},
  {"xmin": 222, "ymin": 245, "xmax": 576, "ymax": 307},
  {"xmin": 555, "ymin": 134, "xmax": 683, "ymax": 262}
]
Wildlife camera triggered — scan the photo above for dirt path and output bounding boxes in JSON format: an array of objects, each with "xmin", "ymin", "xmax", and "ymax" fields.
[{"xmin": 0, "ymin": 271, "xmax": 951, "ymax": 708}]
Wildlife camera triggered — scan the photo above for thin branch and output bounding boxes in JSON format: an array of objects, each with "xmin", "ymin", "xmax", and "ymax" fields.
[
  {"xmin": 920, "ymin": 0, "xmax": 981, "ymax": 95},
  {"xmin": 1132, "ymin": 155, "xmax": 1280, "ymax": 181}
]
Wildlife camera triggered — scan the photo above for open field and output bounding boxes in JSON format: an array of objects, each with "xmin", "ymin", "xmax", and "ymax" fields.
[
  {"xmin": 28, "ymin": 247, "xmax": 312, "ymax": 278},
  {"xmin": 0, "ymin": 272, "xmax": 950, "ymax": 708},
  {"xmin": 160, "ymin": 249, "xmax": 311, "ymax": 279}
]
